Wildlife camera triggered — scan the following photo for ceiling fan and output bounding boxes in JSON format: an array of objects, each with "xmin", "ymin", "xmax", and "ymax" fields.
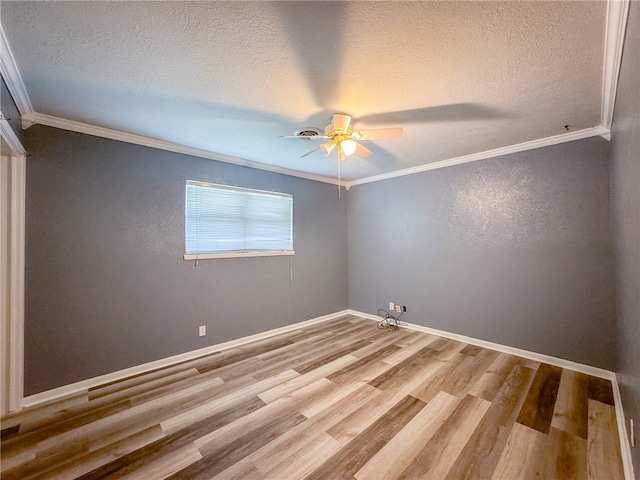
[{"xmin": 284, "ymin": 113, "xmax": 403, "ymax": 161}]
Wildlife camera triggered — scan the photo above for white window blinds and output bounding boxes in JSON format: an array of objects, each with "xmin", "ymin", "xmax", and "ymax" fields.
[{"xmin": 185, "ymin": 181, "xmax": 293, "ymax": 259}]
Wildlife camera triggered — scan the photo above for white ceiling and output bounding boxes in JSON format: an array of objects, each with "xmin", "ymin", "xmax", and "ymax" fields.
[{"xmin": 0, "ymin": 1, "xmax": 628, "ymax": 184}]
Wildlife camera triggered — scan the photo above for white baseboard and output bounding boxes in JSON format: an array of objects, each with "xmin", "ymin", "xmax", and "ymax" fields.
[
  {"xmin": 612, "ymin": 376, "xmax": 637, "ymax": 480},
  {"xmin": 349, "ymin": 310, "xmax": 615, "ymax": 380},
  {"xmin": 22, "ymin": 309, "xmax": 350, "ymax": 408},
  {"xmin": 18, "ymin": 308, "xmax": 636, "ymax": 480},
  {"xmin": 349, "ymin": 309, "xmax": 634, "ymax": 480},
  {"xmin": 22, "ymin": 309, "xmax": 618, "ymax": 409}
]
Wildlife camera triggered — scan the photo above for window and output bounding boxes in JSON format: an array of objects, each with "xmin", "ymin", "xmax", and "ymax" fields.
[{"xmin": 184, "ymin": 181, "xmax": 294, "ymax": 259}]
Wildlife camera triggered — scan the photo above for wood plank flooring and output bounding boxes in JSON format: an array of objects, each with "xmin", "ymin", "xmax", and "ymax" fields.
[{"xmin": 0, "ymin": 315, "xmax": 625, "ymax": 479}]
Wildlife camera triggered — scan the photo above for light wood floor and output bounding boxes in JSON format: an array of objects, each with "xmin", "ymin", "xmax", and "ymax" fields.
[{"xmin": 1, "ymin": 315, "xmax": 625, "ymax": 479}]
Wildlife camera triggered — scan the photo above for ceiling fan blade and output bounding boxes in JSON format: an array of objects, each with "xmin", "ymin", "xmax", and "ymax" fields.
[
  {"xmin": 332, "ymin": 113, "xmax": 351, "ymax": 132},
  {"xmin": 300, "ymin": 147, "xmax": 320, "ymax": 158},
  {"xmin": 354, "ymin": 142, "xmax": 372, "ymax": 158},
  {"xmin": 355, "ymin": 127, "xmax": 403, "ymax": 140}
]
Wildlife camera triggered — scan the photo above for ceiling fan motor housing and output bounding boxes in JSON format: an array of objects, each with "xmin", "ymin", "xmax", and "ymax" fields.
[{"xmin": 290, "ymin": 113, "xmax": 400, "ymax": 160}]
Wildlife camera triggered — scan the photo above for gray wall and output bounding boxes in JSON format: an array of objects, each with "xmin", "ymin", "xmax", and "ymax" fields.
[
  {"xmin": 348, "ymin": 137, "xmax": 617, "ymax": 370},
  {"xmin": 24, "ymin": 125, "xmax": 348, "ymax": 395},
  {"xmin": 611, "ymin": 1, "xmax": 639, "ymax": 473},
  {"xmin": 1, "ymin": 75, "xmax": 24, "ymax": 148}
]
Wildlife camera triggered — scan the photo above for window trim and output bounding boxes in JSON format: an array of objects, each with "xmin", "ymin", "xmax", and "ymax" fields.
[
  {"xmin": 183, "ymin": 180, "xmax": 294, "ymax": 260},
  {"xmin": 183, "ymin": 250, "xmax": 294, "ymax": 261}
]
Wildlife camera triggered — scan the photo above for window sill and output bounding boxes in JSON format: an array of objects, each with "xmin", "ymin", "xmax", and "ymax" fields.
[{"xmin": 183, "ymin": 251, "xmax": 295, "ymax": 260}]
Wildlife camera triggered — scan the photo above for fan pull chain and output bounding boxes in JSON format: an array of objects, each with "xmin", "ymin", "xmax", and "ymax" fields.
[{"xmin": 338, "ymin": 158, "xmax": 341, "ymax": 198}]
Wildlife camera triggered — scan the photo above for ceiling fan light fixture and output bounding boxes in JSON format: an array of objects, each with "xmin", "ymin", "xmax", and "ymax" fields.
[
  {"xmin": 341, "ymin": 139, "xmax": 357, "ymax": 156},
  {"xmin": 286, "ymin": 112, "xmax": 402, "ymax": 162},
  {"xmin": 332, "ymin": 113, "xmax": 351, "ymax": 132},
  {"xmin": 320, "ymin": 141, "xmax": 335, "ymax": 156}
]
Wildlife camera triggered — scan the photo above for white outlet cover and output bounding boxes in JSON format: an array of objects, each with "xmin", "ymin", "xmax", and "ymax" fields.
[
  {"xmin": 389, "ymin": 302, "xmax": 394, "ymax": 310},
  {"xmin": 199, "ymin": 325, "xmax": 206, "ymax": 336}
]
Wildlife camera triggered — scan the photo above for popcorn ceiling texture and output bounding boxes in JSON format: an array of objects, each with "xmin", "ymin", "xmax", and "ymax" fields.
[{"xmin": 1, "ymin": 1, "xmax": 606, "ymax": 180}]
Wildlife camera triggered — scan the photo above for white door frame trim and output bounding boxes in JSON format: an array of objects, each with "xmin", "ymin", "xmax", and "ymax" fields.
[
  {"xmin": 1, "ymin": 118, "xmax": 26, "ymax": 415},
  {"xmin": 8, "ymin": 154, "xmax": 26, "ymax": 413}
]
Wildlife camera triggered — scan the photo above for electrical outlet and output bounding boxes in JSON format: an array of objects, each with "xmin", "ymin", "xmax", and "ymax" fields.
[
  {"xmin": 395, "ymin": 304, "xmax": 401, "ymax": 313},
  {"xmin": 389, "ymin": 302, "xmax": 394, "ymax": 310},
  {"xmin": 631, "ymin": 419, "xmax": 635, "ymax": 448},
  {"xmin": 199, "ymin": 325, "xmax": 206, "ymax": 337}
]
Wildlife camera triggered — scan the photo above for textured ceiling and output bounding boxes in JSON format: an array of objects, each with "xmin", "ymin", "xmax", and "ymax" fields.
[{"xmin": 1, "ymin": 1, "xmax": 608, "ymax": 182}]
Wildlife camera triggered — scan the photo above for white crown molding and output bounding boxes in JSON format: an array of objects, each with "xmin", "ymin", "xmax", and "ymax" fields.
[
  {"xmin": 0, "ymin": 111, "xmax": 26, "ymax": 156},
  {"xmin": 601, "ymin": 0, "xmax": 630, "ymax": 132},
  {"xmin": 31, "ymin": 113, "xmax": 342, "ymax": 187},
  {"xmin": 28, "ymin": 112, "xmax": 613, "ymax": 190},
  {"xmin": 0, "ymin": 25, "xmax": 33, "ymax": 118},
  {"xmin": 3, "ymin": 0, "xmax": 628, "ymax": 188},
  {"xmin": 347, "ymin": 126, "xmax": 610, "ymax": 188}
]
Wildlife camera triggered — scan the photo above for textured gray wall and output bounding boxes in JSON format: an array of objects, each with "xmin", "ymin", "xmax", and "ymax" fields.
[
  {"xmin": 23, "ymin": 111, "xmax": 624, "ymax": 400},
  {"xmin": 24, "ymin": 125, "xmax": 348, "ymax": 395},
  {"xmin": 611, "ymin": 1, "xmax": 639, "ymax": 472},
  {"xmin": 1, "ymin": 76, "xmax": 24, "ymax": 148},
  {"xmin": 348, "ymin": 137, "xmax": 616, "ymax": 370}
]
